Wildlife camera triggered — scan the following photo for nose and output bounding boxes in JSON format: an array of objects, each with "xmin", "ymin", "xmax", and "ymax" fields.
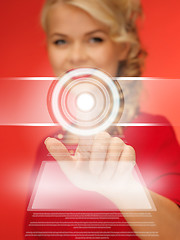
[{"xmin": 68, "ymin": 42, "xmax": 88, "ymax": 66}]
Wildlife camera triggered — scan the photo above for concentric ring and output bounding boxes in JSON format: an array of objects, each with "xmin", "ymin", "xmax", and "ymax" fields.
[{"xmin": 47, "ymin": 68, "xmax": 123, "ymax": 136}]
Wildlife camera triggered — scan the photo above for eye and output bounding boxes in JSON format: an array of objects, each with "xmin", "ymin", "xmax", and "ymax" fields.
[
  {"xmin": 89, "ymin": 37, "xmax": 104, "ymax": 43},
  {"xmin": 54, "ymin": 39, "xmax": 67, "ymax": 45}
]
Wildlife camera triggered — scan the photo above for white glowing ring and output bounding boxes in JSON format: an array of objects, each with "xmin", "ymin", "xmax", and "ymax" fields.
[
  {"xmin": 61, "ymin": 78, "xmax": 110, "ymax": 127},
  {"xmin": 51, "ymin": 68, "xmax": 120, "ymax": 136}
]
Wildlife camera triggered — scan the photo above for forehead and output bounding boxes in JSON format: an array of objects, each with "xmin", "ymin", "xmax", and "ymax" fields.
[{"xmin": 46, "ymin": 3, "xmax": 109, "ymax": 35}]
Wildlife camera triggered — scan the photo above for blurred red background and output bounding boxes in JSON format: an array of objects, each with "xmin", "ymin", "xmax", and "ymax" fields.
[{"xmin": 0, "ymin": 0, "xmax": 180, "ymax": 239}]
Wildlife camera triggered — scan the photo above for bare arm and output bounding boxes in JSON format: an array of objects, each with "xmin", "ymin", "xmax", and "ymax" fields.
[{"xmin": 112, "ymin": 190, "xmax": 180, "ymax": 240}]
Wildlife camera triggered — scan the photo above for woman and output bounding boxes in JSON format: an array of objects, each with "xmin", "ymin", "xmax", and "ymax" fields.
[{"xmin": 25, "ymin": 0, "xmax": 180, "ymax": 239}]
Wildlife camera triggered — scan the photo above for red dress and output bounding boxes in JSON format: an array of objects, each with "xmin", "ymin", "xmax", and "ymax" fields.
[{"xmin": 24, "ymin": 113, "xmax": 180, "ymax": 239}]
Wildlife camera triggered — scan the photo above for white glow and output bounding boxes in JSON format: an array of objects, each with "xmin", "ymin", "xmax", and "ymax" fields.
[
  {"xmin": 51, "ymin": 68, "xmax": 120, "ymax": 136},
  {"xmin": 28, "ymin": 161, "xmax": 155, "ymax": 211},
  {"xmin": 0, "ymin": 123, "xmax": 169, "ymax": 126},
  {"xmin": 76, "ymin": 93, "xmax": 95, "ymax": 112}
]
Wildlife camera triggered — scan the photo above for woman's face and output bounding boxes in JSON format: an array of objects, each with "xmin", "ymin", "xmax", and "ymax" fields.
[{"xmin": 46, "ymin": 3, "xmax": 129, "ymax": 77}]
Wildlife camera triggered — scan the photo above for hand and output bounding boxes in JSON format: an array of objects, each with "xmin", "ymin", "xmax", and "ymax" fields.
[{"xmin": 45, "ymin": 132, "xmax": 151, "ymax": 210}]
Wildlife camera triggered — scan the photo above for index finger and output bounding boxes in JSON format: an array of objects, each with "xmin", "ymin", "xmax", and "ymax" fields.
[{"xmin": 44, "ymin": 137, "xmax": 73, "ymax": 162}]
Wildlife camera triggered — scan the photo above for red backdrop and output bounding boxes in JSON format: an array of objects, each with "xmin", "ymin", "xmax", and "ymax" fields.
[{"xmin": 0, "ymin": 0, "xmax": 180, "ymax": 239}]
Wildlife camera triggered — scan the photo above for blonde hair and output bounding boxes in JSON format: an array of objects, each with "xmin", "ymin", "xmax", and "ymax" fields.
[{"xmin": 41, "ymin": 0, "xmax": 146, "ymax": 124}]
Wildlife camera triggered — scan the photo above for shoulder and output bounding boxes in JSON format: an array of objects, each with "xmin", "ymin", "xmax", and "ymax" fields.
[
  {"xmin": 124, "ymin": 112, "xmax": 180, "ymax": 163},
  {"xmin": 132, "ymin": 112, "xmax": 171, "ymax": 125},
  {"xmin": 124, "ymin": 112, "xmax": 173, "ymax": 143},
  {"xmin": 133, "ymin": 112, "xmax": 177, "ymax": 144}
]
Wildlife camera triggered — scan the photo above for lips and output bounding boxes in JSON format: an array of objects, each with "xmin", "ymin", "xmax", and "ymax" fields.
[
  {"xmin": 65, "ymin": 68, "xmax": 92, "ymax": 80},
  {"xmin": 71, "ymin": 74, "xmax": 91, "ymax": 80}
]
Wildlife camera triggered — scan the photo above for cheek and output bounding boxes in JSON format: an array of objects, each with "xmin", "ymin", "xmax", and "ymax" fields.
[
  {"xmin": 105, "ymin": 45, "xmax": 121, "ymax": 62},
  {"xmin": 93, "ymin": 47, "xmax": 119, "ymax": 72},
  {"xmin": 48, "ymin": 47, "xmax": 58, "ymax": 67},
  {"xmin": 48, "ymin": 46, "xmax": 65, "ymax": 72},
  {"xmin": 93, "ymin": 44, "xmax": 120, "ymax": 65}
]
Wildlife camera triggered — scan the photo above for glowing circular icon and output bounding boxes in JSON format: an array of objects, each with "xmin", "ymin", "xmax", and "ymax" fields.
[
  {"xmin": 47, "ymin": 68, "xmax": 124, "ymax": 136},
  {"xmin": 76, "ymin": 93, "xmax": 95, "ymax": 112}
]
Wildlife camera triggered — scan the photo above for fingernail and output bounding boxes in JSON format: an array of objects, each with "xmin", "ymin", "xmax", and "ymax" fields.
[{"xmin": 44, "ymin": 137, "xmax": 51, "ymax": 145}]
